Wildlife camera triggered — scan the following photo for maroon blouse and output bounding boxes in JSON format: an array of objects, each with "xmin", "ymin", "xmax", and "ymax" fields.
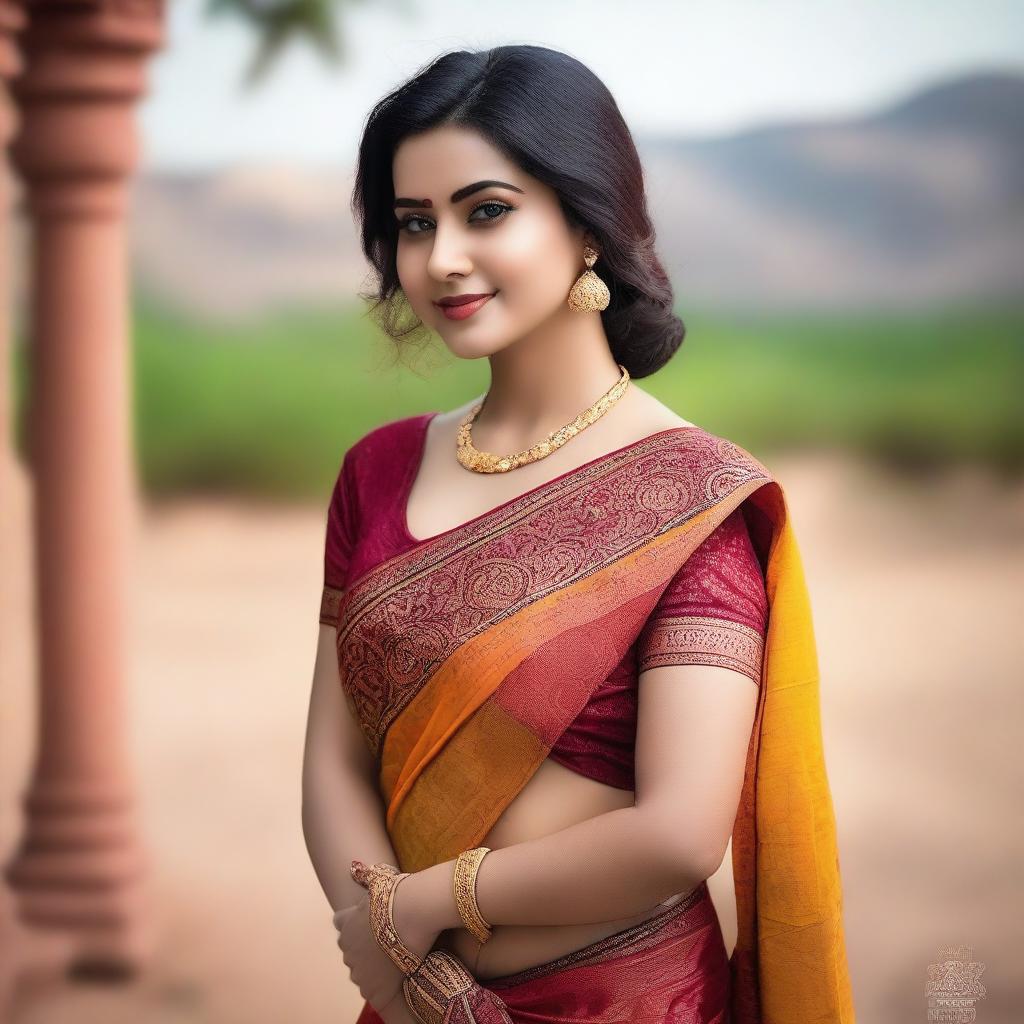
[{"xmin": 321, "ymin": 413, "xmax": 768, "ymax": 791}]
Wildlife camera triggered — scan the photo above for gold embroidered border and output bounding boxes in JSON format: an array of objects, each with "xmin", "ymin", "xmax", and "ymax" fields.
[
  {"xmin": 338, "ymin": 431, "xmax": 772, "ymax": 645},
  {"xmin": 320, "ymin": 585, "xmax": 344, "ymax": 625},
  {"xmin": 334, "ymin": 430, "xmax": 773, "ymax": 754},
  {"xmin": 638, "ymin": 614, "xmax": 765, "ymax": 685}
]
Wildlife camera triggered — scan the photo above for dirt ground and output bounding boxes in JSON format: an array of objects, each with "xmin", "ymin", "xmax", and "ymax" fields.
[{"xmin": 2, "ymin": 447, "xmax": 1022, "ymax": 1023}]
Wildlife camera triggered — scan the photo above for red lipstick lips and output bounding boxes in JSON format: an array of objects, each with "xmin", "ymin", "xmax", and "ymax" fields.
[
  {"xmin": 434, "ymin": 291, "xmax": 497, "ymax": 321},
  {"xmin": 436, "ymin": 291, "xmax": 493, "ymax": 306}
]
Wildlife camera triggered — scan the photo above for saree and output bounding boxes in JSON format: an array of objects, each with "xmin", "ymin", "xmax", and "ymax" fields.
[
  {"xmin": 356, "ymin": 880, "xmax": 731, "ymax": 1023},
  {"xmin": 331, "ymin": 424, "xmax": 855, "ymax": 1023}
]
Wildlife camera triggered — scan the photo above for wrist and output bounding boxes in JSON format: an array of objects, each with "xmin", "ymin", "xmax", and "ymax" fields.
[
  {"xmin": 379, "ymin": 987, "xmax": 416, "ymax": 1024},
  {"xmin": 396, "ymin": 859, "xmax": 463, "ymax": 937}
]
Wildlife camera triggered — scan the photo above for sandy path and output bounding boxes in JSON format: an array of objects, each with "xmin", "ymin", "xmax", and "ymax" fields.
[{"xmin": 2, "ymin": 450, "xmax": 1022, "ymax": 1023}]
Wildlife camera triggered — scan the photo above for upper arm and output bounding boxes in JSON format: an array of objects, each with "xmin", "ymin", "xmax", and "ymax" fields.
[
  {"xmin": 304, "ymin": 449, "xmax": 375, "ymax": 786},
  {"xmin": 304, "ymin": 623, "xmax": 376, "ymax": 786},
  {"xmin": 633, "ymin": 507, "xmax": 767, "ymax": 876}
]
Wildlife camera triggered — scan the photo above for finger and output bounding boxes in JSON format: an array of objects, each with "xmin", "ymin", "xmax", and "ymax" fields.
[{"xmin": 349, "ymin": 859, "xmax": 370, "ymax": 887}]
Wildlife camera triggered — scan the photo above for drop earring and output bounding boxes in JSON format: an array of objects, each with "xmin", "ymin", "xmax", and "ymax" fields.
[{"xmin": 567, "ymin": 243, "xmax": 610, "ymax": 312}]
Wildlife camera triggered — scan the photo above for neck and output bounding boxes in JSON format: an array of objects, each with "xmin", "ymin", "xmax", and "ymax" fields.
[{"xmin": 475, "ymin": 312, "xmax": 627, "ymax": 450}]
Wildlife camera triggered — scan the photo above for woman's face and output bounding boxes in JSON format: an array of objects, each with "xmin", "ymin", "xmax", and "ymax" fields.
[{"xmin": 392, "ymin": 123, "xmax": 586, "ymax": 358}]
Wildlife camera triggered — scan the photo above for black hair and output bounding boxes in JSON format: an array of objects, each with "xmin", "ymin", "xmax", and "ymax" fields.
[{"xmin": 351, "ymin": 43, "xmax": 685, "ymax": 378}]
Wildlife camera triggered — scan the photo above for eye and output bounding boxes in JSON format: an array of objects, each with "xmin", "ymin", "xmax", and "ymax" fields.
[
  {"xmin": 398, "ymin": 214, "xmax": 432, "ymax": 235},
  {"xmin": 468, "ymin": 200, "xmax": 513, "ymax": 224},
  {"xmin": 397, "ymin": 200, "xmax": 514, "ymax": 235}
]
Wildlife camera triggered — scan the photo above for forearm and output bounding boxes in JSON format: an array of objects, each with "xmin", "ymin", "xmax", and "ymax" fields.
[
  {"xmin": 411, "ymin": 804, "xmax": 712, "ymax": 931},
  {"xmin": 304, "ymin": 764, "xmax": 462, "ymax": 1021},
  {"xmin": 301, "ymin": 758, "xmax": 403, "ymax": 913}
]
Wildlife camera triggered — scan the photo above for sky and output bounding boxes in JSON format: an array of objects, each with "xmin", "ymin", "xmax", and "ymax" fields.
[{"xmin": 140, "ymin": 0, "xmax": 1024, "ymax": 171}]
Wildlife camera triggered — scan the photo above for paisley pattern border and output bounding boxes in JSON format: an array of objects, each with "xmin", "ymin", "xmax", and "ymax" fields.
[{"xmin": 335, "ymin": 429, "xmax": 772, "ymax": 757}]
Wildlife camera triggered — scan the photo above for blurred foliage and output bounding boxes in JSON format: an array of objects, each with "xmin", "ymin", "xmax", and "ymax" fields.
[
  {"xmin": 10, "ymin": 296, "xmax": 1023, "ymax": 500},
  {"xmin": 203, "ymin": 0, "xmax": 413, "ymax": 87}
]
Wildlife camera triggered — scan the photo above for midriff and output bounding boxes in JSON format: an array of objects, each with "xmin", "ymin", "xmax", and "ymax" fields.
[{"xmin": 433, "ymin": 755, "xmax": 693, "ymax": 981}]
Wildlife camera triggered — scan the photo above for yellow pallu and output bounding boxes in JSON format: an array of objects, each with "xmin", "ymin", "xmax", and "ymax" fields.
[{"xmin": 334, "ymin": 427, "xmax": 856, "ymax": 1022}]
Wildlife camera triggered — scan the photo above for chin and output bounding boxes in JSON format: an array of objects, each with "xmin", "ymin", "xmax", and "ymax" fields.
[{"xmin": 440, "ymin": 333, "xmax": 512, "ymax": 360}]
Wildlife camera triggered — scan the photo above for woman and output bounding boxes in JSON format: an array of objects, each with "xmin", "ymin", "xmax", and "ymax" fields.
[{"xmin": 302, "ymin": 44, "xmax": 855, "ymax": 1024}]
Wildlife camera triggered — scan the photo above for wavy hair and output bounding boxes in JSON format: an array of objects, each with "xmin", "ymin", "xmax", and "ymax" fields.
[{"xmin": 351, "ymin": 44, "xmax": 685, "ymax": 378}]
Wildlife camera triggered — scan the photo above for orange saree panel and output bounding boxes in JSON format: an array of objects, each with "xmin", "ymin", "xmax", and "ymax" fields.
[{"xmin": 326, "ymin": 420, "xmax": 855, "ymax": 1023}]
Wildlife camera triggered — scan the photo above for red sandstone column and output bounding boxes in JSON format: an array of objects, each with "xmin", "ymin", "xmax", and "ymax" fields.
[
  {"xmin": 0, "ymin": 0, "xmax": 25, "ymax": 464},
  {"xmin": 3, "ymin": 0, "xmax": 165, "ymax": 973},
  {"xmin": 0, "ymin": 0, "xmax": 27, "ymax": 1007}
]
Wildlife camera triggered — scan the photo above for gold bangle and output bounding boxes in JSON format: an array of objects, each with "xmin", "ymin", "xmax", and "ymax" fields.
[
  {"xmin": 360, "ymin": 862, "xmax": 423, "ymax": 977},
  {"xmin": 453, "ymin": 846, "xmax": 492, "ymax": 945}
]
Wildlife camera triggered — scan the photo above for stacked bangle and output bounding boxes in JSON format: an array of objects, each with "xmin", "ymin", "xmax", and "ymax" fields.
[
  {"xmin": 453, "ymin": 846, "xmax": 493, "ymax": 945},
  {"xmin": 351, "ymin": 857, "xmax": 515, "ymax": 1023},
  {"xmin": 354, "ymin": 861, "xmax": 423, "ymax": 976}
]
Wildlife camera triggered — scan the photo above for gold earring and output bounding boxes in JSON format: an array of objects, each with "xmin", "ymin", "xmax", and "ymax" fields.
[{"xmin": 567, "ymin": 243, "xmax": 610, "ymax": 312}]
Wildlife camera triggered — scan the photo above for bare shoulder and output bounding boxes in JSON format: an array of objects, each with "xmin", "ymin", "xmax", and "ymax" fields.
[
  {"xmin": 431, "ymin": 397, "xmax": 479, "ymax": 432},
  {"xmin": 624, "ymin": 384, "xmax": 699, "ymax": 432}
]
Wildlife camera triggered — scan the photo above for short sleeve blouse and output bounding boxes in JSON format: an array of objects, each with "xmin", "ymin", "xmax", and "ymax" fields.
[
  {"xmin": 319, "ymin": 450, "xmax": 359, "ymax": 625},
  {"xmin": 635, "ymin": 507, "xmax": 768, "ymax": 686}
]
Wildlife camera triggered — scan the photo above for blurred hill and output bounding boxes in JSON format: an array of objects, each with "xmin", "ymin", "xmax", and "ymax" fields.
[
  {"xmin": 11, "ymin": 67, "xmax": 1017, "ymax": 322},
  {"xmin": 643, "ymin": 69, "xmax": 1024, "ymax": 312}
]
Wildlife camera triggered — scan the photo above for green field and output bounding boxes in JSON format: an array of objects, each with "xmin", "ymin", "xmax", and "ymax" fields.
[{"xmin": 11, "ymin": 297, "xmax": 1024, "ymax": 498}]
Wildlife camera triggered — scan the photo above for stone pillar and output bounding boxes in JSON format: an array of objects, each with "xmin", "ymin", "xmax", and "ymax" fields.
[
  {"xmin": 3, "ymin": 0, "xmax": 165, "ymax": 974},
  {"xmin": 0, "ymin": 0, "xmax": 27, "ymax": 1008},
  {"xmin": 0, "ymin": 0, "xmax": 25, "ymax": 463}
]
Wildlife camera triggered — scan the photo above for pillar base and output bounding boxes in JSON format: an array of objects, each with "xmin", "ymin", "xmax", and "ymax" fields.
[{"xmin": 3, "ymin": 781, "xmax": 153, "ymax": 975}]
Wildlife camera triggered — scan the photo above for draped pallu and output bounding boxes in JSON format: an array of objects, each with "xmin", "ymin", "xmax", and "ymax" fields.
[{"xmin": 332, "ymin": 428, "xmax": 855, "ymax": 1022}]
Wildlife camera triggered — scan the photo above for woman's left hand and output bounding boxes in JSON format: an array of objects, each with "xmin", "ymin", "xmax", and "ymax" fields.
[{"xmin": 333, "ymin": 863, "xmax": 442, "ymax": 1011}]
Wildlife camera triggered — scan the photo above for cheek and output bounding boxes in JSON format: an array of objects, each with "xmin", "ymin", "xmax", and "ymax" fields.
[
  {"xmin": 395, "ymin": 244, "xmax": 420, "ymax": 295},
  {"xmin": 491, "ymin": 220, "xmax": 575, "ymax": 308}
]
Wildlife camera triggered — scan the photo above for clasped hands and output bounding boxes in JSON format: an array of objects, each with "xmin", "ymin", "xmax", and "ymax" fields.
[
  {"xmin": 334, "ymin": 858, "xmax": 514, "ymax": 1024},
  {"xmin": 333, "ymin": 859, "xmax": 435, "ymax": 1016}
]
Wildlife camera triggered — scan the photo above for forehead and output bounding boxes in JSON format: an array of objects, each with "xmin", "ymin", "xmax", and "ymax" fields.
[{"xmin": 392, "ymin": 124, "xmax": 520, "ymax": 195}]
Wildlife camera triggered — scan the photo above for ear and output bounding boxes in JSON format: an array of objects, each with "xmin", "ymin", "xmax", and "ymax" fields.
[{"xmin": 565, "ymin": 217, "xmax": 590, "ymax": 250}]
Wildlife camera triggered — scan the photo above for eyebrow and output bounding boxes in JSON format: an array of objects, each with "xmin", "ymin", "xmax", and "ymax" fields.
[{"xmin": 394, "ymin": 179, "xmax": 525, "ymax": 209}]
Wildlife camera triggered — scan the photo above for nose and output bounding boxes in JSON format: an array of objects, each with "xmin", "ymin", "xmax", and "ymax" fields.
[{"xmin": 426, "ymin": 219, "xmax": 473, "ymax": 281}]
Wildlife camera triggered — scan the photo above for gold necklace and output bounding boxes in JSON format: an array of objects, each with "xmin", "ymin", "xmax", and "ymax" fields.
[{"xmin": 456, "ymin": 364, "xmax": 631, "ymax": 474}]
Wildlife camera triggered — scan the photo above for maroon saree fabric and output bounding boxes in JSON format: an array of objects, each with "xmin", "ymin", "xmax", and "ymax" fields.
[
  {"xmin": 354, "ymin": 882, "xmax": 729, "ymax": 1024},
  {"xmin": 322, "ymin": 413, "xmax": 769, "ymax": 790},
  {"xmin": 323, "ymin": 413, "xmax": 855, "ymax": 1023}
]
